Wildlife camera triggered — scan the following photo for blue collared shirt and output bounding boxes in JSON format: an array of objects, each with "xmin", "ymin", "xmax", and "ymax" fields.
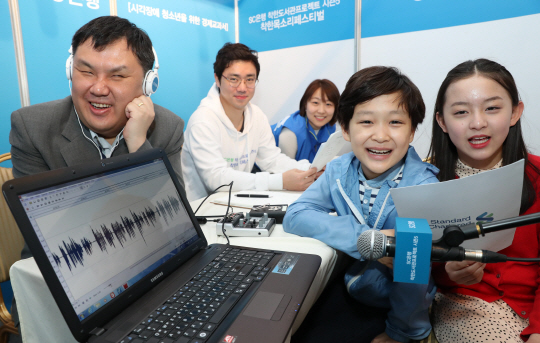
[{"xmin": 89, "ymin": 129, "xmax": 124, "ymax": 159}]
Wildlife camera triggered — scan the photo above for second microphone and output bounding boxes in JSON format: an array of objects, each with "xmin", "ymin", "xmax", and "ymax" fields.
[{"xmin": 356, "ymin": 229, "xmax": 508, "ymax": 264}]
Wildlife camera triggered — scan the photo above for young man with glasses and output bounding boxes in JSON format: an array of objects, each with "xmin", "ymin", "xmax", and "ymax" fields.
[{"xmin": 181, "ymin": 43, "xmax": 318, "ymax": 201}]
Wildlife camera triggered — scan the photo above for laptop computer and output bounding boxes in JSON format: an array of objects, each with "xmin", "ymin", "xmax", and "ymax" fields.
[{"xmin": 2, "ymin": 148, "xmax": 321, "ymax": 343}]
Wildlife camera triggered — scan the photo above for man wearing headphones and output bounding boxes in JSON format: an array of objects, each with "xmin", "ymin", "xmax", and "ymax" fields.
[
  {"xmin": 7, "ymin": 17, "xmax": 184, "ymax": 342},
  {"xmin": 10, "ymin": 15, "xmax": 184, "ymax": 185}
]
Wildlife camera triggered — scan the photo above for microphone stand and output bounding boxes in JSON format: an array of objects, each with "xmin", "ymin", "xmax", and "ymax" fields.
[{"xmin": 432, "ymin": 211, "xmax": 540, "ymax": 250}]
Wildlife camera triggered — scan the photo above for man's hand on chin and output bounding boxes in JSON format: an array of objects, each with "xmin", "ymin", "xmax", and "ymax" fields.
[{"xmin": 124, "ymin": 96, "xmax": 155, "ymax": 152}]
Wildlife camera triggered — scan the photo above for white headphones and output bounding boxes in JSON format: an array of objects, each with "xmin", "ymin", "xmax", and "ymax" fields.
[
  {"xmin": 66, "ymin": 45, "xmax": 160, "ymax": 96},
  {"xmin": 143, "ymin": 47, "xmax": 159, "ymax": 96}
]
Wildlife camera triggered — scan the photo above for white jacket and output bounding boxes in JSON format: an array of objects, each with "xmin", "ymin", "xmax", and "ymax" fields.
[{"xmin": 182, "ymin": 83, "xmax": 310, "ymax": 201}]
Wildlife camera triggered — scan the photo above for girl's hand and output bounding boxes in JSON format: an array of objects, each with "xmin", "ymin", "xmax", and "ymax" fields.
[
  {"xmin": 445, "ymin": 261, "xmax": 486, "ymax": 285},
  {"xmin": 527, "ymin": 333, "xmax": 540, "ymax": 343}
]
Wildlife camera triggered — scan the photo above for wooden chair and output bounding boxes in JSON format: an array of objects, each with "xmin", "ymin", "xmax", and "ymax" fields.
[{"xmin": 0, "ymin": 153, "xmax": 24, "ymax": 343}]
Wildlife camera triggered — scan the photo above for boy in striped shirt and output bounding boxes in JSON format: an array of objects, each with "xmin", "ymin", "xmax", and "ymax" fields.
[{"xmin": 284, "ymin": 66, "xmax": 439, "ymax": 343}]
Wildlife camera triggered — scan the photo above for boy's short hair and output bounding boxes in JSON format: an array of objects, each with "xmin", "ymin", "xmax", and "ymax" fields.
[
  {"xmin": 213, "ymin": 43, "xmax": 260, "ymax": 80},
  {"xmin": 337, "ymin": 66, "xmax": 425, "ymax": 132}
]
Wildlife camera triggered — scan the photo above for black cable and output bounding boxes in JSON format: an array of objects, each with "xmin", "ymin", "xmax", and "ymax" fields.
[
  {"xmin": 506, "ymin": 257, "xmax": 540, "ymax": 262},
  {"xmin": 192, "ymin": 181, "xmax": 234, "ymax": 244},
  {"xmin": 195, "ymin": 215, "xmax": 225, "ymax": 224},
  {"xmin": 193, "ymin": 183, "xmax": 233, "ymax": 215},
  {"xmin": 195, "ymin": 217, "xmax": 221, "ymax": 224},
  {"xmin": 221, "ymin": 181, "xmax": 234, "ymax": 245}
]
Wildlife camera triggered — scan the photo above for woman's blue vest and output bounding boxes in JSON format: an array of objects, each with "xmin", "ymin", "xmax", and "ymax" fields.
[{"xmin": 271, "ymin": 110, "xmax": 336, "ymax": 163}]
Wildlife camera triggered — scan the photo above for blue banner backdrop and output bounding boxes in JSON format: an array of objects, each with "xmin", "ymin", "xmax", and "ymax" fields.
[
  {"xmin": 362, "ymin": 0, "xmax": 540, "ymax": 38},
  {"xmin": 19, "ymin": 0, "xmax": 109, "ymax": 106},
  {"xmin": 239, "ymin": 0, "xmax": 354, "ymax": 52},
  {"xmin": 1, "ymin": 1, "xmax": 22, "ymax": 165},
  {"xmin": 118, "ymin": 0, "xmax": 235, "ymax": 123}
]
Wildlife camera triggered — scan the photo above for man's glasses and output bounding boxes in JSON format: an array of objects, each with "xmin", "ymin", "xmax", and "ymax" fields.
[{"xmin": 222, "ymin": 75, "xmax": 258, "ymax": 89}]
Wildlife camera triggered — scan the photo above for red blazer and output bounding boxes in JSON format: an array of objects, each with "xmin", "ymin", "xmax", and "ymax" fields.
[{"xmin": 432, "ymin": 154, "xmax": 540, "ymax": 341}]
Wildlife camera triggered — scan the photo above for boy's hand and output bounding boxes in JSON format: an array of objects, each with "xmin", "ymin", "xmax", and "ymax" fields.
[
  {"xmin": 377, "ymin": 256, "xmax": 393, "ymax": 269},
  {"xmin": 445, "ymin": 261, "xmax": 486, "ymax": 285},
  {"xmin": 124, "ymin": 96, "xmax": 155, "ymax": 153},
  {"xmin": 371, "ymin": 332, "xmax": 400, "ymax": 343},
  {"xmin": 380, "ymin": 229, "xmax": 395, "ymax": 236},
  {"xmin": 283, "ymin": 168, "xmax": 317, "ymax": 191},
  {"xmin": 375, "ymin": 230, "xmax": 395, "ymax": 268}
]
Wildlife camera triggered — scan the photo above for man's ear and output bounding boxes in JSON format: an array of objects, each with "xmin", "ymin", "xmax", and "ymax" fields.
[
  {"xmin": 435, "ymin": 112, "xmax": 448, "ymax": 133},
  {"xmin": 510, "ymin": 101, "xmax": 524, "ymax": 126},
  {"xmin": 214, "ymin": 73, "xmax": 220, "ymax": 88}
]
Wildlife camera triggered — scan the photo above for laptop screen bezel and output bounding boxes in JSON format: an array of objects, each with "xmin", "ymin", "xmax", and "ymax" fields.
[{"xmin": 2, "ymin": 148, "xmax": 209, "ymax": 342}]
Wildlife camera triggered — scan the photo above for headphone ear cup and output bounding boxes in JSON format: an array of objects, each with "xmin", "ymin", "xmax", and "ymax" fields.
[
  {"xmin": 143, "ymin": 69, "xmax": 159, "ymax": 96},
  {"xmin": 66, "ymin": 54, "xmax": 73, "ymax": 81}
]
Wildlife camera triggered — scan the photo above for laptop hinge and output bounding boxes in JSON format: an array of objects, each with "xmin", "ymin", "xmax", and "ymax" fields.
[{"xmin": 90, "ymin": 327, "xmax": 106, "ymax": 336}]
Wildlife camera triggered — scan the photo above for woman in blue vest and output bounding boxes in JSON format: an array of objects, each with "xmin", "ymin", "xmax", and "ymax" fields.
[{"xmin": 272, "ymin": 79, "xmax": 340, "ymax": 163}]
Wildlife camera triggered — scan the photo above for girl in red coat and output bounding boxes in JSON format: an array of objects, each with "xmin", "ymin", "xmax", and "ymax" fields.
[{"xmin": 427, "ymin": 58, "xmax": 540, "ymax": 343}]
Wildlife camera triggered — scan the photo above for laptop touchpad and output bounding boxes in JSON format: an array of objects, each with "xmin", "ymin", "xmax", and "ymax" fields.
[{"xmin": 243, "ymin": 291, "xmax": 290, "ymax": 320}]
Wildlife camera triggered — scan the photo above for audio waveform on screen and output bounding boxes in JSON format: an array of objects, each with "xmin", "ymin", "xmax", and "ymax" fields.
[{"xmin": 51, "ymin": 195, "xmax": 181, "ymax": 271}]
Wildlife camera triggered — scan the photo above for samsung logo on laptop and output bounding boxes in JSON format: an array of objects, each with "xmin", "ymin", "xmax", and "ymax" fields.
[{"xmin": 151, "ymin": 272, "xmax": 164, "ymax": 283}]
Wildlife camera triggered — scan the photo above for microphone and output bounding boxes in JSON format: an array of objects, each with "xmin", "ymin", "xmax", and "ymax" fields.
[
  {"xmin": 357, "ymin": 230, "xmax": 508, "ymax": 263},
  {"xmin": 357, "ymin": 229, "xmax": 396, "ymax": 260}
]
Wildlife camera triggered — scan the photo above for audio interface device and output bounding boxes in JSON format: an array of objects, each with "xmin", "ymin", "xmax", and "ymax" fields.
[{"xmin": 216, "ymin": 212, "xmax": 276, "ymax": 237}]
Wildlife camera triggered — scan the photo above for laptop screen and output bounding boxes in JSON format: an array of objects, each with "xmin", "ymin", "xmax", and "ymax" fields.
[{"xmin": 17, "ymin": 158, "xmax": 199, "ymax": 322}]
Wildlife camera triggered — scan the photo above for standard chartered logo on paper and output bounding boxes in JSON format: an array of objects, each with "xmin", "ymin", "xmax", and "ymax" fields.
[
  {"xmin": 429, "ymin": 211, "xmax": 495, "ymax": 230},
  {"xmin": 430, "ymin": 216, "xmax": 472, "ymax": 230},
  {"xmin": 476, "ymin": 211, "xmax": 494, "ymax": 225}
]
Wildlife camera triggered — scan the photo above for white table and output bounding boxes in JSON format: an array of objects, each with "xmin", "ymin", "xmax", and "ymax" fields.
[{"xmin": 10, "ymin": 191, "xmax": 338, "ymax": 343}]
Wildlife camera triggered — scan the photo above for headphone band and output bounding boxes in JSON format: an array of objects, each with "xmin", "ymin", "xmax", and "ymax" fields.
[{"xmin": 151, "ymin": 46, "xmax": 159, "ymax": 71}]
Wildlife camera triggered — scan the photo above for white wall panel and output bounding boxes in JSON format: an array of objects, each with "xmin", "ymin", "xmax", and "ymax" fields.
[{"xmin": 253, "ymin": 38, "xmax": 355, "ymax": 125}]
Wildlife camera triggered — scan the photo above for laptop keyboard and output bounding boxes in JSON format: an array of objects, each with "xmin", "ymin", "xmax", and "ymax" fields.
[{"xmin": 119, "ymin": 247, "xmax": 276, "ymax": 343}]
